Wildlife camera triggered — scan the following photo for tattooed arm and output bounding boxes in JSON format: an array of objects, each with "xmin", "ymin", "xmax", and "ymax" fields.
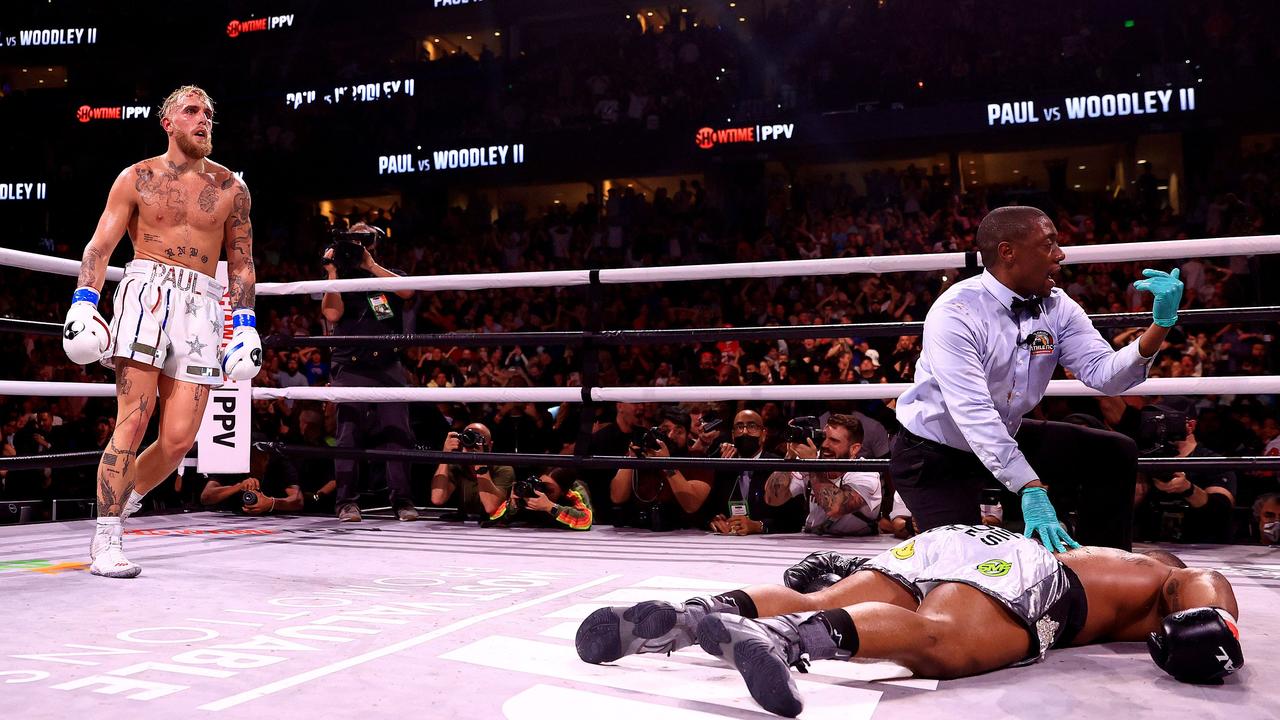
[
  {"xmin": 77, "ymin": 167, "xmax": 137, "ymax": 291},
  {"xmin": 225, "ymin": 178, "xmax": 256, "ymax": 310}
]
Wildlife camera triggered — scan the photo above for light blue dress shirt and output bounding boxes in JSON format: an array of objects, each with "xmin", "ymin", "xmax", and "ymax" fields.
[{"xmin": 896, "ymin": 270, "xmax": 1154, "ymax": 491}]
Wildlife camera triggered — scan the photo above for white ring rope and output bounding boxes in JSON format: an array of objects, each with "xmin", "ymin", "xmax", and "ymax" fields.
[
  {"xmin": 5, "ymin": 376, "xmax": 1279, "ymax": 402},
  {"xmin": 5, "ymin": 235, "xmax": 1280, "ymax": 295},
  {"xmin": 0, "ymin": 248, "xmax": 125, "ymax": 282}
]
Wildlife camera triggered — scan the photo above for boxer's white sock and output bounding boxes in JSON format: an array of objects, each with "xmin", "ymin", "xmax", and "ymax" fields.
[{"xmin": 120, "ymin": 490, "xmax": 145, "ymax": 522}]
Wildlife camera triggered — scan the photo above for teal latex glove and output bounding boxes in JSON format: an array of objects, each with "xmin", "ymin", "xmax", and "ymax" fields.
[
  {"xmin": 1020, "ymin": 486, "xmax": 1080, "ymax": 553},
  {"xmin": 1132, "ymin": 268, "xmax": 1183, "ymax": 328}
]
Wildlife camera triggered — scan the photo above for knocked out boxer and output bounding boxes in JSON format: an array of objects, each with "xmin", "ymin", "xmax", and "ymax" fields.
[{"xmin": 576, "ymin": 524, "xmax": 1242, "ymax": 717}]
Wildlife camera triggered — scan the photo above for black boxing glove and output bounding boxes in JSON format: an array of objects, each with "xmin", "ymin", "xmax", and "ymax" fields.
[
  {"xmin": 782, "ymin": 550, "xmax": 867, "ymax": 593},
  {"xmin": 1147, "ymin": 607, "xmax": 1243, "ymax": 683}
]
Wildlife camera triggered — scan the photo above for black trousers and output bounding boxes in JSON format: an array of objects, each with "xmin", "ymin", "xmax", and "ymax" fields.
[
  {"xmin": 332, "ymin": 362, "xmax": 416, "ymax": 508},
  {"xmin": 890, "ymin": 420, "xmax": 1137, "ymax": 550}
]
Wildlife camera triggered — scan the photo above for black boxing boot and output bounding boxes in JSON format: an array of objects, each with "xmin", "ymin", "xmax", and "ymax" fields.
[
  {"xmin": 575, "ymin": 596, "xmax": 734, "ymax": 664},
  {"xmin": 696, "ymin": 611, "xmax": 852, "ymax": 718},
  {"xmin": 782, "ymin": 551, "xmax": 867, "ymax": 593}
]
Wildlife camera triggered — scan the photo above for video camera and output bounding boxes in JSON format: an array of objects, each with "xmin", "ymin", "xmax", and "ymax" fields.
[
  {"xmin": 784, "ymin": 416, "xmax": 825, "ymax": 445},
  {"xmin": 323, "ymin": 227, "xmax": 384, "ymax": 275},
  {"xmin": 1138, "ymin": 406, "xmax": 1188, "ymax": 458}
]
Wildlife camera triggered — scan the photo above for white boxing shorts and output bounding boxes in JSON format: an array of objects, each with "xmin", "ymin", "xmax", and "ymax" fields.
[
  {"xmin": 861, "ymin": 524, "xmax": 1087, "ymax": 662},
  {"xmin": 102, "ymin": 259, "xmax": 226, "ymax": 386}
]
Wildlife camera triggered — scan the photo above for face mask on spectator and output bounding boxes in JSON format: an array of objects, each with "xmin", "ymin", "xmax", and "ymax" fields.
[
  {"xmin": 1264, "ymin": 521, "xmax": 1280, "ymax": 544},
  {"xmin": 733, "ymin": 435, "xmax": 760, "ymax": 457}
]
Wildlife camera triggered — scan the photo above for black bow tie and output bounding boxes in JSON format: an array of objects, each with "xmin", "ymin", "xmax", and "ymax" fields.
[{"xmin": 1010, "ymin": 295, "xmax": 1043, "ymax": 318}]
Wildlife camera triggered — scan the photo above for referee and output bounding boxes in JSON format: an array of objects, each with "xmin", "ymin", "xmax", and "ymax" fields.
[{"xmin": 891, "ymin": 206, "xmax": 1183, "ymax": 552}]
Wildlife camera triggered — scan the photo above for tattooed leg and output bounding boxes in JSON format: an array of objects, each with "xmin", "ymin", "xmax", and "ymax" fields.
[
  {"xmin": 133, "ymin": 379, "xmax": 210, "ymax": 495},
  {"xmin": 97, "ymin": 363, "xmax": 156, "ymax": 515}
]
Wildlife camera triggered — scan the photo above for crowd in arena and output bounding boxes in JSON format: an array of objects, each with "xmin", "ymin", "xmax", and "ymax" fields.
[{"xmin": 3, "ymin": 133, "xmax": 1279, "ymax": 543}]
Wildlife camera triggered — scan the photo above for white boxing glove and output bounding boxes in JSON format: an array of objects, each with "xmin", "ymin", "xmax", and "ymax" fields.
[
  {"xmin": 221, "ymin": 308, "xmax": 263, "ymax": 382},
  {"xmin": 62, "ymin": 287, "xmax": 112, "ymax": 365}
]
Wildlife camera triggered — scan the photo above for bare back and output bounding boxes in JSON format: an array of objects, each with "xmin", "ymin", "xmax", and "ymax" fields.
[
  {"xmin": 1059, "ymin": 546, "xmax": 1173, "ymax": 643},
  {"xmin": 127, "ymin": 157, "xmax": 241, "ymax": 274}
]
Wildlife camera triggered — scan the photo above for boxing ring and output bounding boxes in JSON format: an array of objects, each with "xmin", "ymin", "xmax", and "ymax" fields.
[
  {"xmin": 2, "ymin": 236, "xmax": 1280, "ymax": 718},
  {"xmin": 0, "ymin": 515, "xmax": 1275, "ymax": 720}
]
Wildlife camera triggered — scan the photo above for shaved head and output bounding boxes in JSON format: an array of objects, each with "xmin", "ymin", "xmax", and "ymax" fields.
[{"xmin": 976, "ymin": 206, "xmax": 1050, "ymax": 267}]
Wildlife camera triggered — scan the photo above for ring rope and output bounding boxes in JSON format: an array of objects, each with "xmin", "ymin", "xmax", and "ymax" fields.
[
  {"xmin": 10, "ymin": 307, "xmax": 1277, "ymax": 346},
  {"xmin": 4, "ymin": 375, "xmax": 1279, "ymax": 402},
  {"xmin": 5, "ymin": 235, "xmax": 1279, "ymax": 295},
  {"xmin": 5, "ymin": 446, "xmax": 1277, "ymax": 474}
]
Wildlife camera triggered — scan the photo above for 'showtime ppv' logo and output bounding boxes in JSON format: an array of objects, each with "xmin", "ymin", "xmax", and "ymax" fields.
[
  {"xmin": 695, "ymin": 123, "xmax": 794, "ymax": 149},
  {"xmin": 76, "ymin": 105, "xmax": 151, "ymax": 122},
  {"xmin": 226, "ymin": 15, "xmax": 295, "ymax": 37}
]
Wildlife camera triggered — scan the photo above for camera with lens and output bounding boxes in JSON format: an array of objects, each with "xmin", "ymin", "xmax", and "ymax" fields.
[
  {"xmin": 784, "ymin": 416, "xmax": 825, "ymax": 445},
  {"xmin": 241, "ymin": 490, "xmax": 259, "ymax": 507},
  {"xmin": 458, "ymin": 428, "xmax": 486, "ymax": 449},
  {"xmin": 323, "ymin": 228, "xmax": 382, "ymax": 276},
  {"xmin": 512, "ymin": 475, "xmax": 547, "ymax": 500},
  {"xmin": 629, "ymin": 427, "xmax": 670, "ymax": 455},
  {"xmin": 642, "ymin": 427, "xmax": 670, "ymax": 452}
]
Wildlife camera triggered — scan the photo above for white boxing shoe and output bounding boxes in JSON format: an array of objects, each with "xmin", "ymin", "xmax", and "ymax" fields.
[
  {"xmin": 89, "ymin": 537, "xmax": 141, "ymax": 578},
  {"xmin": 89, "ymin": 521, "xmax": 122, "ymax": 562}
]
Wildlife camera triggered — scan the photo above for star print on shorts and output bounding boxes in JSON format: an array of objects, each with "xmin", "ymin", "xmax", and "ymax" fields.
[
  {"xmin": 185, "ymin": 296, "xmax": 200, "ymax": 316},
  {"xmin": 208, "ymin": 317, "xmax": 221, "ymax": 335},
  {"xmin": 187, "ymin": 337, "xmax": 207, "ymax": 357}
]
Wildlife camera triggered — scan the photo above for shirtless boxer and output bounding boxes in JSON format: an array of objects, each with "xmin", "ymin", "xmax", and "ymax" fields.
[
  {"xmin": 62, "ymin": 85, "xmax": 262, "ymax": 578},
  {"xmin": 576, "ymin": 525, "xmax": 1243, "ymax": 717}
]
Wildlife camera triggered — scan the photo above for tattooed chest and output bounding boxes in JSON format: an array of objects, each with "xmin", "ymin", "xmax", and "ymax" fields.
[{"xmin": 134, "ymin": 164, "xmax": 234, "ymax": 229}]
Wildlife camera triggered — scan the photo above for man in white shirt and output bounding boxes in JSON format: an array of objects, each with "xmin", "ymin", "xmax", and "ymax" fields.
[
  {"xmin": 892, "ymin": 205, "xmax": 1184, "ymax": 552},
  {"xmin": 765, "ymin": 414, "xmax": 882, "ymax": 536}
]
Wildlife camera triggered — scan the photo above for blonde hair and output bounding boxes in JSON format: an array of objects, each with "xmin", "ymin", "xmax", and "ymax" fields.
[{"xmin": 159, "ymin": 85, "xmax": 215, "ymax": 121}]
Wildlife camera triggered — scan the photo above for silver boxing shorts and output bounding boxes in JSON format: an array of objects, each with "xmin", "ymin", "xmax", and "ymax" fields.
[{"xmin": 861, "ymin": 523, "xmax": 1087, "ymax": 662}]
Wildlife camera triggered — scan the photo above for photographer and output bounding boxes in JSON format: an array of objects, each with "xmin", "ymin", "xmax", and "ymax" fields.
[
  {"xmin": 610, "ymin": 407, "xmax": 713, "ymax": 530},
  {"xmin": 1134, "ymin": 403, "xmax": 1237, "ymax": 544},
  {"xmin": 200, "ymin": 446, "xmax": 303, "ymax": 515},
  {"xmin": 705, "ymin": 410, "xmax": 806, "ymax": 536},
  {"xmin": 431, "ymin": 423, "xmax": 515, "ymax": 519},
  {"xmin": 320, "ymin": 223, "xmax": 419, "ymax": 523},
  {"xmin": 486, "ymin": 468, "xmax": 593, "ymax": 530},
  {"xmin": 763, "ymin": 414, "xmax": 882, "ymax": 536}
]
